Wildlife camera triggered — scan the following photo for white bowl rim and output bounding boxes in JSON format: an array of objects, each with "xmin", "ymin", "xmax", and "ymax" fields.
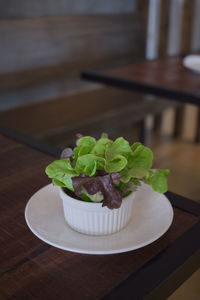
[{"xmin": 59, "ymin": 186, "xmax": 136, "ymax": 210}]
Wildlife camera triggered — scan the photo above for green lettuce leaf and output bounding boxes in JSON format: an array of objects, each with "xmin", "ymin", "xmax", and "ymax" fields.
[
  {"xmin": 121, "ymin": 167, "xmax": 148, "ymax": 183},
  {"xmin": 45, "ymin": 158, "xmax": 77, "ymax": 190},
  {"xmin": 128, "ymin": 144, "xmax": 153, "ymax": 169},
  {"xmin": 91, "ymin": 137, "xmax": 112, "ymax": 157},
  {"xmin": 73, "ymin": 136, "xmax": 96, "ymax": 161},
  {"xmin": 120, "ymin": 144, "xmax": 153, "ymax": 183},
  {"xmin": 82, "ymin": 191, "xmax": 103, "ymax": 202},
  {"xmin": 131, "ymin": 142, "xmax": 142, "ymax": 152},
  {"xmin": 105, "ymin": 137, "xmax": 131, "ymax": 161},
  {"xmin": 122, "ymin": 180, "xmax": 138, "ymax": 196},
  {"xmin": 77, "ymin": 136, "xmax": 96, "ymax": 148},
  {"xmin": 105, "ymin": 154, "xmax": 127, "ymax": 173},
  {"xmin": 101, "ymin": 132, "xmax": 108, "ymax": 138},
  {"xmin": 144, "ymin": 169, "xmax": 170, "ymax": 193},
  {"xmin": 52, "ymin": 178, "xmax": 66, "ymax": 187},
  {"xmin": 97, "ymin": 137, "xmax": 111, "ymax": 145},
  {"xmin": 75, "ymin": 154, "xmax": 105, "ymax": 177}
]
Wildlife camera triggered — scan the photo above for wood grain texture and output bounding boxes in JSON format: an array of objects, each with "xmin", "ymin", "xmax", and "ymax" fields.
[
  {"xmin": 0, "ymin": 77, "xmax": 98, "ymax": 111},
  {"xmin": 84, "ymin": 56, "xmax": 200, "ymax": 105},
  {"xmin": 40, "ymin": 97, "xmax": 178, "ymax": 148},
  {"xmin": 0, "ymin": 0, "xmax": 137, "ymax": 19},
  {"xmin": 0, "ymin": 88, "xmax": 140, "ymax": 135},
  {"xmin": 0, "ymin": 13, "xmax": 144, "ymax": 111},
  {"xmin": 138, "ymin": 0, "xmax": 196, "ymax": 56},
  {"xmin": 159, "ymin": 0, "xmax": 170, "ymax": 57},
  {"xmin": 0, "ymin": 134, "xmax": 198, "ymax": 299},
  {"xmin": 0, "ymin": 14, "xmax": 144, "ymax": 84},
  {"xmin": 181, "ymin": 0, "xmax": 195, "ymax": 54},
  {"xmin": 0, "ymin": 87, "xmax": 179, "ymax": 147}
]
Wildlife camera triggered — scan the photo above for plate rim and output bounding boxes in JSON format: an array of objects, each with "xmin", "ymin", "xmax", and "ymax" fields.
[
  {"xmin": 183, "ymin": 54, "xmax": 200, "ymax": 74},
  {"xmin": 25, "ymin": 184, "xmax": 174, "ymax": 255}
]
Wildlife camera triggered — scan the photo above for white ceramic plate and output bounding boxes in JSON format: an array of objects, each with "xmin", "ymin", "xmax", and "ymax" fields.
[
  {"xmin": 183, "ymin": 55, "xmax": 200, "ymax": 74},
  {"xmin": 25, "ymin": 184, "xmax": 173, "ymax": 255}
]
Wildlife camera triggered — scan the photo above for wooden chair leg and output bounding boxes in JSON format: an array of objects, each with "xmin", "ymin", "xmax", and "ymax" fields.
[
  {"xmin": 181, "ymin": 105, "xmax": 199, "ymax": 142},
  {"xmin": 140, "ymin": 115, "xmax": 154, "ymax": 146},
  {"xmin": 160, "ymin": 108, "xmax": 176, "ymax": 140}
]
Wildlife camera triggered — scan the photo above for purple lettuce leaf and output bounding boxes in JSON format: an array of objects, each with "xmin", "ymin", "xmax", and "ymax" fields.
[
  {"xmin": 72, "ymin": 173, "xmax": 122, "ymax": 209},
  {"xmin": 60, "ymin": 147, "xmax": 74, "ymax": 159}
]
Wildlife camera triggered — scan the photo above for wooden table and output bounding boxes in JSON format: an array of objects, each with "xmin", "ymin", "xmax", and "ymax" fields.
[
  {"xmin": 82, "ymin": 56, "xmax": 200, "ymax": 106},
  {"xmin": 0, "ymin": 128, "xmax": 200, "ymax": 300}
]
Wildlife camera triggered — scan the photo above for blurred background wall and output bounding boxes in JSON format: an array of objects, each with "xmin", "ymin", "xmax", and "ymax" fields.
[
  {"xmin": 0, "ymin": 0, "xmax": 199, "ymax": 145},
  {"xmin": 0, "ymin": 0, "xmax": 145, "ymax": 147}
]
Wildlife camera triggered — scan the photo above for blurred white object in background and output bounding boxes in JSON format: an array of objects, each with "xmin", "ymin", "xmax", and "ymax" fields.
[{"xmin": 183, "ymin": 55, "xmax": 200, "ymax": 74}]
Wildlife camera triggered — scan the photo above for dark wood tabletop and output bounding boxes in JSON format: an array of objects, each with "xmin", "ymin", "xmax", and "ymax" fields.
[
  {"xmin": 82, "ymin": 56, "xmax": 200, "ymax": 106},
  {"xmin": 0, "ymin": 130, "xmax": 200, "ymax": 300}
]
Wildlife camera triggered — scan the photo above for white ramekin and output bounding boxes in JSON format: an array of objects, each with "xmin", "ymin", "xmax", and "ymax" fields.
[{"xmin": 59, "ymin": 188, "xmax": 135, "ymax": 235}]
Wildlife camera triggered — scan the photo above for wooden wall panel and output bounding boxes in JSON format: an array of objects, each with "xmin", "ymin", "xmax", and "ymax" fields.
[
  {"xmin": 181, "ymin": 0, "xmax": 195, "ymax": 54},
  {"xmin": 138, "ymin": 0, "xmax": 196, "ymax": 56},
  {"xmin": 159, "ymin": 0, "xmax": 170, "ymax": 57},
  {"xmin": 0, "ymin": 14, "xmax": 143, "ymax": 74},
  {"xmin": 0, "ymin": 14, "xmax": 144, "ymax": 91},
  {"xmin": 0, "ymin": 0, "xmax": 137, "ymax": 19}
]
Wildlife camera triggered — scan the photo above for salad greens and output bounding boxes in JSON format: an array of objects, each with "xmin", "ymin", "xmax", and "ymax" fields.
[{"xmin": 45, "ymin": 134, "xmax": 169, "ymax": 209}]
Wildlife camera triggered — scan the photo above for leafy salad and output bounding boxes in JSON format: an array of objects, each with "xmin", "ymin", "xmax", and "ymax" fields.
[{"xmin": 45, "ymin": 134, "xmax": 169, "ymax": 209}]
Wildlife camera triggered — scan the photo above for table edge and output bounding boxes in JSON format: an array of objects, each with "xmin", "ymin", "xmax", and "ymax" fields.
[
  {"xmin": 81, "ymin": 70, "xmax": 200, "ymax": 106},
  {"xmin": 0, "ymin": 125, "xmax": 61, "ymax": 158},
  {"xmin": 102, "ymin": 220, "xmax": 200, "ymax": 300}
]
